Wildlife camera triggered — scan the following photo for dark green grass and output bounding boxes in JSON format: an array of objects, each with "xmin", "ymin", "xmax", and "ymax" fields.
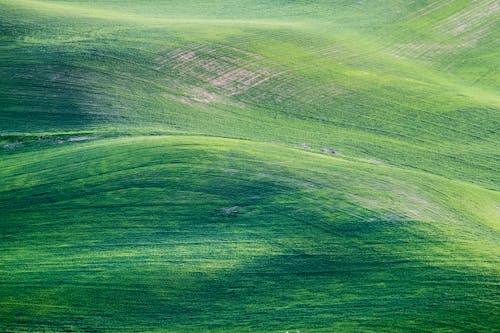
[{"xmin": 1, "ymin": 137, "xmax": 499, "ymax": 332}]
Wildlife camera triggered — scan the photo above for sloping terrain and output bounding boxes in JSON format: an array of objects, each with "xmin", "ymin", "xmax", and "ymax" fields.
[{"xmin": 0, "ymin": 1, "xmax": 499, "ymax": 332}]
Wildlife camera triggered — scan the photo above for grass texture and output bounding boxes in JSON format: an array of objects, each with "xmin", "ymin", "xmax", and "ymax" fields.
[{"xmin": 0, "ymin": 1, "xmax": 499, "ymax": 332}]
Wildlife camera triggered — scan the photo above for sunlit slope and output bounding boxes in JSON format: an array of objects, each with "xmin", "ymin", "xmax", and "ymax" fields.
[
  {"xmin": 1, "ymin": 0, "xmax": 499, "ymax": 189},
  {"xmin": 0, "ymin": 136, "xmax": 499, "ymax": 332}
]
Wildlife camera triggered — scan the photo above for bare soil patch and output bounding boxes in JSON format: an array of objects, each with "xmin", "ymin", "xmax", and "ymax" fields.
[{"xmin": 67, "ymin": 136, "xmax": 96, "ymax": 142}]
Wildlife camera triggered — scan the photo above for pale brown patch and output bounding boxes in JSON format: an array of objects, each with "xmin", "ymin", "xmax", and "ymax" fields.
[
  {"xmin": 437, "ymin": 0, "xmax": 499, "ymax": 36},
  {"xmin": 389, "ymin": 0, "xmax": 498, "ymax": 63},
  {"xmin": 190, "ymin": 87, "xmax": 220, "ymax": 104},
  {"xmin": 222, "ymin": 206, "xmax": 240, "ymax": 216},
  {"xmin": 155, "ymin": 45, "xmax": 281, "ymax": 97},
  {"xmin": 389, "ymin": 43, "xmax": 452, "ymax": 61},
  {"xmin": 67, "ymin": 136, "xmax": 96, "ymax": 142},
  {"xmin": 210, "ymin": 68, "xmax": 273, "ymax": 96},
  {"xmin": 155, "ymin": 44, "xmax": 348, "ymax": 107},
  {"xmin": 178, "ymin": 51, "xmax": 195, "ymax": 62},
  {"xmin": 2, "ymin": 142, "xmax": 22, "ymax": 149}
]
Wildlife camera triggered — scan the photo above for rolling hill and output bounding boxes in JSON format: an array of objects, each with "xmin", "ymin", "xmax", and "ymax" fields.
[{"xmin": 1, "ymin": 1, "xmax": 499, "ymax": 332}]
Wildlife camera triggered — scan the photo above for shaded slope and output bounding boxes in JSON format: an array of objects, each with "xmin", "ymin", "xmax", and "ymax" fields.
[{"xmin": 0, "ymin": 137, "xmax": 499, "ymax": 332}]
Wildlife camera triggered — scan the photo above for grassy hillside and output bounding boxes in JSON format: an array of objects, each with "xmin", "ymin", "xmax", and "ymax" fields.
[{"xmin": 1, "ymin": 1, "xmax": 499, "ymax": 332}]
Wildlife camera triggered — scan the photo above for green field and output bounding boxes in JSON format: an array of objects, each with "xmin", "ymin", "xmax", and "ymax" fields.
[{"xmin": 1, "ymin": 1, "xmax": 499, "ymax": 332}]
